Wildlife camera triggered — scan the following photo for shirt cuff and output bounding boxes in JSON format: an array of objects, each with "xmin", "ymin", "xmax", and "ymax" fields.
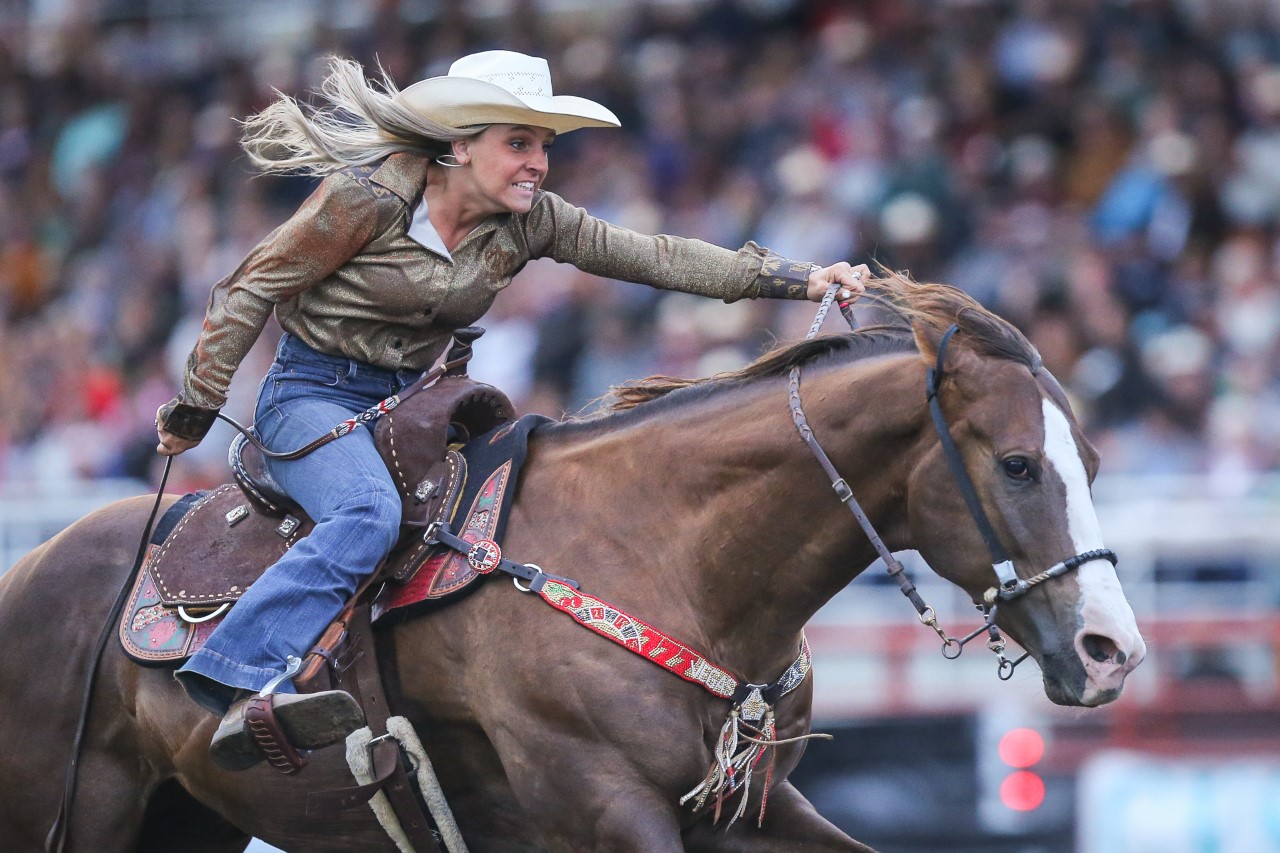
[
  {"xmin": 158, "ymin": 398, "xmax": 220, "ymax": 442},
  {"xmin": 754, "ymin": 253, "xmax": 816, "ymax": 300}
]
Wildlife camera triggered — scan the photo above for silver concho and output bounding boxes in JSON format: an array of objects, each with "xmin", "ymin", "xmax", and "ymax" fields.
[{"xmin": 467, "ymin": 539, "xmax": 502, "ymax": 573}]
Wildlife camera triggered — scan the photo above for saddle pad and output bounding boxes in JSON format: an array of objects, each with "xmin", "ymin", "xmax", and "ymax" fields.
[
  {"xmin": 373, "ymin": 414, "xmax": 550, "ymax": 620},
  {"xmin": 119, "ymin": 558, "xmax": 227, "ymax": 663}
]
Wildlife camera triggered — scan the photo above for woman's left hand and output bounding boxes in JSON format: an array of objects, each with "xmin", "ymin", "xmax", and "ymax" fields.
[
  {"xmin": 156, "ymin": 413, "xmax": 200, "ymax": 456},
  {"xmin": 806, "ymin": 262, "xmax": 870, "ymax": 303}
]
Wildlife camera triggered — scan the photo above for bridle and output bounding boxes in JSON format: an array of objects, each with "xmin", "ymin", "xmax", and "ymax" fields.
[{"xmin": 789, "ymin": 286, "xmax": 1118, "ymax": 680}]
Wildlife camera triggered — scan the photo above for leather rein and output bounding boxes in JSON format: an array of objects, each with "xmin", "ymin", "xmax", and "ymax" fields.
[
  {"xmin": 790, "ymin": 286, "xmax": 1118, "ymax": 679},
  {"xmin": 214, "ymin": 351, "xmax": 475, "ymax": 461}
]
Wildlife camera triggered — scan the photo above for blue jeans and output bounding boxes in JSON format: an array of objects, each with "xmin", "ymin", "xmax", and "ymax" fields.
[{"xmin": 176, "ymin": 334, "xmax": 422, "ymax": 714}]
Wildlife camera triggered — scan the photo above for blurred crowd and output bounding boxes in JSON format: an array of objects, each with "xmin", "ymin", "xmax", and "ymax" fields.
[{"xmin": 2, "ymin": 0, "xmax": 1279, "ymax": 493}]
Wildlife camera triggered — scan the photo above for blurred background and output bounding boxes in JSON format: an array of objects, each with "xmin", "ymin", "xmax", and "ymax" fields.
[{"xmin": 0, "ymin": 0, "xmax": 1277, "ymax": 850}]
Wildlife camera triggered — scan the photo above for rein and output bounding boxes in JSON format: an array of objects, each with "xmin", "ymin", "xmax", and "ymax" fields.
[
  {"xmin": 790, "ymin": 287, "xmax": 1118, "ymax": 678},
  {"xmin": 215, "ymin": 352, "xmax": 472, "ymax": 461},
  {"xmin": 46, "ymin": 457, "xmax": 173, "ymax": 853}
]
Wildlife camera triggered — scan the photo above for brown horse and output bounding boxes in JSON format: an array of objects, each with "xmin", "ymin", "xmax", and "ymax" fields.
[{"xmin": 0, "ymin": 275, "xmax": 1144, "ymax": 852}]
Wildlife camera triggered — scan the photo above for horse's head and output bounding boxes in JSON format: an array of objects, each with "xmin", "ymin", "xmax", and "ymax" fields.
[
  {"xmin": 597, "ymin": 275, "xmax": 1144, "ymax": 707},
  {"xmin": 888, "ymin": 282, "xmax": 1145, "ymax": 707}
]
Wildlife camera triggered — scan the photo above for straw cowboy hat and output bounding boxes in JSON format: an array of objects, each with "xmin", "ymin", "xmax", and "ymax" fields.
[{"xmin": 395, "ymin": 50, "xmax": 620, "ymax": 134}]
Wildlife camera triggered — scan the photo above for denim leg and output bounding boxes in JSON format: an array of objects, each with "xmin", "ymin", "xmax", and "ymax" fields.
[{"xmin": 176, "ymin": 391, "xmax": 401, "ymax": 710}]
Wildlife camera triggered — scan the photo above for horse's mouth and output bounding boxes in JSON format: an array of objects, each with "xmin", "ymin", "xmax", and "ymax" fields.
[
  {"xmin": 1030, "ymin": 628, "xmax": 1144, "ymax": 707},
  {"xmin": 1039, "ymin": 653, "xmax": 1128, "ymax": 707},
  {"xmin": 1043, "ymin": 675, "xmax": 1123, "ymax": 707}
]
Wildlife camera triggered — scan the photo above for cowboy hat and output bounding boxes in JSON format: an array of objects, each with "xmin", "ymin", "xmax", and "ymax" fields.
[{"xmin": 395, "ymin": 50, "xmax": 620, "ymax": 134}]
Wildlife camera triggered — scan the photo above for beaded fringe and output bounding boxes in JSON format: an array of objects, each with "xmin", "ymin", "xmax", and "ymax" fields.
[{"xmin": 680, "ymin": 707, "xmax": 779, "ymax": 828}]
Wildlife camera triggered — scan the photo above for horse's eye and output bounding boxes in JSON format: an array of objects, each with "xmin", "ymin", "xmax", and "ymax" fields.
[{"xmin": 1003, "ymin": 457, "xmax": 1032, "ymax": 480}]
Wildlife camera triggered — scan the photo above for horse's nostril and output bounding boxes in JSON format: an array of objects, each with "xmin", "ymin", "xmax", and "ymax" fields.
[{"xmin": 1082, "ymin": 633, "xmax": 1118, "ymax": 663}]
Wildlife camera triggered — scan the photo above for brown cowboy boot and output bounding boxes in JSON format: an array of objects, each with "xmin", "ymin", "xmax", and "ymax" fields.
[{"xmin": 210, "ymin": 689, "xmax": 365, "ymax": 771}]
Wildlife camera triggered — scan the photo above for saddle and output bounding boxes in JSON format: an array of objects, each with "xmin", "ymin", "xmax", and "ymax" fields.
[
  {"xmin": 228, "ymin": 369, "xmax": 511, "ymax": 579},
  {"xmin": 119, "ymin": 328, "xmax": 516, "ymax": 660}
]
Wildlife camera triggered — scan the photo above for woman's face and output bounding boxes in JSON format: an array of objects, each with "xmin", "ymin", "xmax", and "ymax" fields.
[{"xmin": 454, "ymin": 124, "xmax": 555, "ymax": 215}]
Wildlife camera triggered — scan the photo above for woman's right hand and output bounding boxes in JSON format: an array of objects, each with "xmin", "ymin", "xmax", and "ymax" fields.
[{"xmin": 806, "ymin": 262, "xmax": 869, "ymax": 303}]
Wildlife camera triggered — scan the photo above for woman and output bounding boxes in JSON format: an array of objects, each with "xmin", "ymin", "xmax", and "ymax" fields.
[{"xmin": 156, "ymin": 50, "xmax": 867, "ymax": 770}]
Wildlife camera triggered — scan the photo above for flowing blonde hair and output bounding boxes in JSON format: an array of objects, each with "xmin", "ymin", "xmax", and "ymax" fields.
[{"xmin": 240, "ymin": 57, "xmax": 486, "ymax": 176}]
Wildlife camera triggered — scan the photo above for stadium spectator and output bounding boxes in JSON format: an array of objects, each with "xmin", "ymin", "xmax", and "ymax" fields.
[{"xmin": 2, "ymin": 0, "xmax": 1279, "ymax": 489}]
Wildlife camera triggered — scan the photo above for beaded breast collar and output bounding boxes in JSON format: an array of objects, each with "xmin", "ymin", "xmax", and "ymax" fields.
[{"xmin": 425, "ymin": 521, "xmax": 814, "ymax": 826}]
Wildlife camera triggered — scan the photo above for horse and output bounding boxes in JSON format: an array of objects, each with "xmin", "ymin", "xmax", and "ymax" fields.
[{"xmin": 0, "ymin": 274, "xmax": 1145, "ymax": 852}]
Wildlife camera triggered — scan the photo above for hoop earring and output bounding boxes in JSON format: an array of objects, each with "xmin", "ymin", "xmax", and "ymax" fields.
[{"xmin": 435, "ymin": 154, "xmax": 464, "ymax": 168}]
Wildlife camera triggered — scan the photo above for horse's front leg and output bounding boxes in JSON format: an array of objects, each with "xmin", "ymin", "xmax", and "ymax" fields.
[
  {"xmin": 487, "ymin": 731, "xmax": 686, "ymax": 852},
  {"xmin": 683, "ymin": 780, "xmax": 877, "ymax": 853},
  {"xmin": 513, "ymin": 769, "xmax": 685, "ymax": 851}
]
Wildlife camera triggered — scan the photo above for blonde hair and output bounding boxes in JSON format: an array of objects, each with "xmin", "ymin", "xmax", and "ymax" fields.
[{"xmin": 240, "ymin": 56, "xmax": 486, "ymax": 176}]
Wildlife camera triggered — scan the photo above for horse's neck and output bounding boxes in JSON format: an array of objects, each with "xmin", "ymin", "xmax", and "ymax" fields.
[{"xmin": 520, "ymin": 354, "xmax": 925, "ymax": 679}]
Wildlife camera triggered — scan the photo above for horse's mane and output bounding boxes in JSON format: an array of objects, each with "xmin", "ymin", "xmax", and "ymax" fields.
[{"xmin": 571, "ymin": 271, "xmax": 1040, "ymax": 422}]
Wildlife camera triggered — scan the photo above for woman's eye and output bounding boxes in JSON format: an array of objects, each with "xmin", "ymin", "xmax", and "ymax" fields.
[{"xmin": 1003, "ymin": 457, "xmax": 1032, "ymax": 480}]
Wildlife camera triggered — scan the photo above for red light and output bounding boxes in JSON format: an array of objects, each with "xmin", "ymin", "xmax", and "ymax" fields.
[
  {"xmin": 1000, "ymin": 770, "xmax": 1046, "ymax": 811},
  {"xmin": 998, "ymin": 727, "xmax": 1045, "ymax": 768}
]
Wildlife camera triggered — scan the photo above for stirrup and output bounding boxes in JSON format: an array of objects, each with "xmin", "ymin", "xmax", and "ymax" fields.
[{"xmin": 209, "ymin": 689, "xmax": 366, "ymax": 774}]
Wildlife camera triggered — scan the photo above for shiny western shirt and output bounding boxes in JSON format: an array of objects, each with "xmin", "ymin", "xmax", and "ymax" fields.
[{"xmin": 180, "ymin": 151, "xmax": 814, "ymax": 410}]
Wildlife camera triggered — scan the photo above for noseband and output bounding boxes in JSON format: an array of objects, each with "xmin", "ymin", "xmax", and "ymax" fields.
[{"xmin": 790, "ymin": 291, "xmax": 1117, "ymax": 680}]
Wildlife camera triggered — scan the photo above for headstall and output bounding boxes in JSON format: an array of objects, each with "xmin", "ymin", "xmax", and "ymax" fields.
[{"xmin": 789, "ymin": 286, "xmax": 1118, "ymax": 679}]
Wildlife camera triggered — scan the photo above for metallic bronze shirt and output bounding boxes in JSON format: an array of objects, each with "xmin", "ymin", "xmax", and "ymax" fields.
[{"xmin": 180, "ymin": 152, "xmax": 812, "ymax": 410}]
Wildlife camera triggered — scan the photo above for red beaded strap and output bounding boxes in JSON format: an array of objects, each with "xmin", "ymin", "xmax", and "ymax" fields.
[{"xmin": 536, "ymin": 579, "xmax": 809, "ymax": 703}]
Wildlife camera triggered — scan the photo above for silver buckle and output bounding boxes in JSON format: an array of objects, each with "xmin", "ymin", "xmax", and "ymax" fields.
[{"xmin": 513, "ymin": 563, "xmax": 545, "ymax": 593}]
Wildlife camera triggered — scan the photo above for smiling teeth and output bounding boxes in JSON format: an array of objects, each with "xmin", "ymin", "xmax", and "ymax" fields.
[{"xmin": 514, "ymin": 182, "xmax": 535, "ymax": 190}]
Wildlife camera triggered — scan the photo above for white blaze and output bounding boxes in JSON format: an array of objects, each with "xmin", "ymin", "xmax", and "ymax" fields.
[{"xmin": 1040, "ymin": 399, "xmax": 1141, "ymax": 640}]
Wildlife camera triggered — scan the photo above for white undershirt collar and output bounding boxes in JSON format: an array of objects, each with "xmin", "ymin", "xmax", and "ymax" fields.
[{"xmin": 407, "ymin": 194, "xmax": 453, "ymax": 261}]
